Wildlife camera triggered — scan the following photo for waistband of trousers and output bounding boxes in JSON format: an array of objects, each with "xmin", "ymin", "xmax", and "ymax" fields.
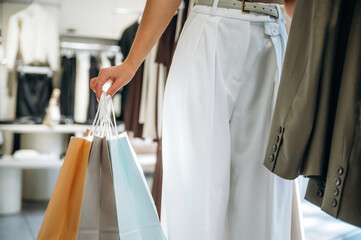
[{"xmin": 192, "ymin": 4, "xmax": 285, "ymax": 23}]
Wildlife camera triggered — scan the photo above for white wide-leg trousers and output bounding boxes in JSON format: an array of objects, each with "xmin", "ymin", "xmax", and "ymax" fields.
[{"xmin": 162, "ymin": 4, "xmax": 293, "ymax": 240}]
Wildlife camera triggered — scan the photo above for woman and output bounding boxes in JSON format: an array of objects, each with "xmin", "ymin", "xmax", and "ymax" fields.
[{"xmin": 91, "ymin": 0, "xmax": 297, "ymax": 239}]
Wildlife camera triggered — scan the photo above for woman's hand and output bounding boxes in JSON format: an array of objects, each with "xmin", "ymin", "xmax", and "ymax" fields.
[
  {"xmin": 90, "ymin": 60, "xmax": 137, "ymax": 100},
  {"xmin": 89, "ymin": 0, "xmax": 182, "ymax": 99}
]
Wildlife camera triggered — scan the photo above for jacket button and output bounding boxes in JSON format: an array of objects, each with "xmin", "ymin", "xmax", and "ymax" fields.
[
  {"xmin": 278, "ymin": 126, "xmax": 283, "ymax": 134},
  {"xmin": 275, "ymin": 135, "xmax": 280, "ymax": 143},
  {"xmin": 317, "ymin": 189, "xmax": 324, "ymax": 197},
  {"xmin": 333, "ymin": 188, "xmax": 339, "ymax": 196},
  {"xmin": 269, "ymin": 154, "xmax": 275, "ymax": 162},
  {"xmin": 337, "ymin": 167, "xmax": 344, "ymax": 175},
  {"xmin": 331, "ymin": 199, "xmax": 337, "ymax": 207},
  {"xmin": 272, "ymin": 145, "xmax": 278, "ymax": 152},
  {"xmin": 334, "ymin": 177, "xmax": 341, "ymax": 186}
]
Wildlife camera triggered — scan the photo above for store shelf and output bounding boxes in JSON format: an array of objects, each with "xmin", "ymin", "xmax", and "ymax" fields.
[
  {"xmin": 0, "ymin": 124, "xmax": 124, "ymax": 134},
  {"xmin": 0, "ymin": 155, "xmax": 62, "ymax": 169},
  {"xmin": 137, "ymin": 154, "xmax": 157, "ymax": 173},
  {"xmin": 0, "ymin": 153, "xmax": 156, "ymax": 172}
]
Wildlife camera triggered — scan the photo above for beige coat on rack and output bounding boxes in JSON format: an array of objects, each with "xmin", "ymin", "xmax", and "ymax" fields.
[
  {"xmin": 74, "ymin": 52, "xmax": 90, "ymax": 123},
  {"xmin": 0, "ymin": 45, "xmax": 8, "ymax": 120},
  {"xmin": 139, "ymin": 44, "xmax": 159, "ymax": 140}
]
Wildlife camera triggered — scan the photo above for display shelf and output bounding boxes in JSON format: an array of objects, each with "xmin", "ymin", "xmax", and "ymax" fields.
[
  {"xmin": 0, "ymin": 153, "xmax": 156, "ymax": 172},
  {"xmin": 137, "ymin": 154, "xmax": 157, "ymax": 173},
  {"xmin": 0, "ymin": 155, "xmax": 62, "ymax": 169},
  {"xmin": 0, "ymin": 123, "xmax": 125, "ymax": 134}
]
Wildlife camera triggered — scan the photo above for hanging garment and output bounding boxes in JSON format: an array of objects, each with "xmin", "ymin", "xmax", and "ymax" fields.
[
  {"xmin": 74, "ymin": 52, "xmax": 90, "ymax": 123},
  {"xmin": 139, "ymin": 43, "xmax": 159, "ymax": 140},
  {"xmin": 118, "ymin": 22, "xmax": 139, "ymax": 122},
  {"xmin": 108, "ymin": 55, "xmax": 122, "ymax": 119},
  {"xmin": 151, "ymin": 12, "xmax": 186, "ymax": 216},
  {"xmin": 100, "ymin": 52, "xmax": 112, "ymax": 68},
  {"xmin": 16, "ymin": 73, "xmax": 53, "ymax": 119},
  {"xmin": 108, "ymin": 56, "xmax": 116, "ymax": 67},
  {"xmin": 155, "ymin": 16, "xmax": 178, "ymax": 72},
  {"xmin": 118, "ymin": 22, "xmax": 139, "ymax": 60},
  {"xmin": 124, "ymin": 64, "xmax": 144, "ymax": 138},
  {"xmin": 155, "ymin": 15, "xmax": 178, "ymax": 137},
  {"xmin": 118, "ymin": 22, "xmax": 145, "ymax": 137},
  {"xmin": 263, "ymin": 0, "xmax": 361, "ymax": 228},
  {"xmin": 0, "ymin": 45, "xmax": 8, "ymax": 120},
  {"xmin": 151, "ymin": 138, "xmax": 163, "ymax": 218},
  {"xmin": 6, "ymin": 3, "xmax": 59, "ymax": 71},
  {"xmin": 87, "ymin": 56, "xmax": 99, "ymax": 122},
  {"xmin": 161, "ymin": 4, "xmax": 295, "ymax": 240},
  {"xmin": 60, "ymin": 56, "xmax": 76, "ymax": 119}
]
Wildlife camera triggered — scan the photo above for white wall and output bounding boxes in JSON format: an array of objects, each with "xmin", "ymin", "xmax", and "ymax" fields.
[{"xmin": 60, "ymin": 0, "xmax": 146, "ymax": 39}]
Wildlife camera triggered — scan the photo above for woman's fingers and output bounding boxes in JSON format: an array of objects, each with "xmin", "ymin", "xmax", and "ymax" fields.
[
  {"xmin": 90, "ymin": 64, "xmax": 136, "ymax": 99},
  {"xmin": 90, "ymin": 77, "xmax": 97, "ymax": 92},
  {"xmin": 106, "ymin": 80, "xmax": 123, "ymax": 97},
  {"xmin": 95, "ymin": 75, "xmax": 108, "ymax": 100}
]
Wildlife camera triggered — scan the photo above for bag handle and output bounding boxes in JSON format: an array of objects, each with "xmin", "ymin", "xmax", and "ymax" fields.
[{"xmin": 87, "ymin": 83, "xmax": 118, "ymax": 140}]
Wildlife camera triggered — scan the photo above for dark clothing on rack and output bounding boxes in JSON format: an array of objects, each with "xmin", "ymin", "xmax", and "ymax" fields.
[
  {"xmin": 118, "ymin": 22, "xmax": 139, "ymax": 60},
  {"xmin": 108, "ymin": 56, "xmax": 116, "ymax": 67},
  {"xmin": 60, "ymin": 56, "xmax": 76, "ymax": 119},
  {"xmin": 107, "ymin": 56, "xmax": 122, "ymax": 119},
  {"xmin": 263, "ymin": 0, "xmax": 361, "ymax": 227},
  {"xmin": 118, "ymin": 22, "xmax": 139, "ymax": 122},
  {"xmin": 155, "ymin": 15, "xmax": 178, "ymax": 71},
  {"xmin": 152, "ymin": 139, "xmax": 163, "ymax": 218},
  {"xmin": 152, "ymin": 9, "xmax": 189, "ymax": 216},
  {"xmin": 87, "ymin": 56, "xmax": 99, "ymax": 122},
  {"xmin": 16, "ymin": 73, "xmax": 53, "ymax": 119},
  {"xmin": 124, "ymin": 64, "xmax": 144, "ymax": 138}
]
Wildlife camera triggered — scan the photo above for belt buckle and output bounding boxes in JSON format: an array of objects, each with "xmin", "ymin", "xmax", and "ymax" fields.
[{"xmin": 241, "ymin": 0, "xmax": 250, "ymax": 13}]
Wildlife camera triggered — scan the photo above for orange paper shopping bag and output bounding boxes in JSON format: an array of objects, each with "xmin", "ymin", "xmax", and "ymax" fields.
[{"xmin": 37, "ymin": 137, "xmax": 92, "ymax": 240}]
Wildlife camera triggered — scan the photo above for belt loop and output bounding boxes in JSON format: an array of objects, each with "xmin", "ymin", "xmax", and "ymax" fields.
[
  {"xmin": 276, "ymin": 5, "xmax": 286, "ymax": 24},
  {"xmin": 211, "ymin": 0, "xmax": 219, "ymax": 16}
]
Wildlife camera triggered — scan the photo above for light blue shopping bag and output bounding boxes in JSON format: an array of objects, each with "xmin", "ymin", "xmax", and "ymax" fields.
[{"xmin": 108, "ymin": 132, "xmax": 166, "ymax": 240}]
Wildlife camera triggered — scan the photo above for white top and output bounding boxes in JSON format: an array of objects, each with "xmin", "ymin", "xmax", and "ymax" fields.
[{"xmin": 6, "ymin": 3, "xmax": 60, "ymax": 71}]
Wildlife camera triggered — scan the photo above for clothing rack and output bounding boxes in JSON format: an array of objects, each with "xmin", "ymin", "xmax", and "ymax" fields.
[
  {"xmin": 60, "ymin": 41, "xmax": 120, "ymax": 53},
  {"xmin": 17, "ymin": 65, "xmax": 53, "ymax": 77}
]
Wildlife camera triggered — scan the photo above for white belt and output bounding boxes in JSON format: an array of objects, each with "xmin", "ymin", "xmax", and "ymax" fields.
[{"xmin": 196, "ymin": 0, "xmax": 279, "ymax": 18}]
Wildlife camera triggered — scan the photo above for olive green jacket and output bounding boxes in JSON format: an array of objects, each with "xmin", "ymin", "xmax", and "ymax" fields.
[{"xmin": 263, "ymin": 0, "xmax": 361, "ymax": 227}]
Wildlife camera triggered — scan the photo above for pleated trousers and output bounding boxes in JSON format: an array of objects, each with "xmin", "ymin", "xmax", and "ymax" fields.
[{"xmin": 162, "ymin": 4, "xmax": 293, "ymax": 240}]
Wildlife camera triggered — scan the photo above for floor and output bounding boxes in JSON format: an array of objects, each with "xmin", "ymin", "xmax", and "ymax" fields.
[
  {"xmin": 1, "ymin": 179, "xmax": 361, "ymax": 240},
  {"xmin": 1, "ymin": 200, "xmax": 361, "ymax": 240},
  {"xmin": 299, "ymin": 177, "xmax": 361, "ymax": 240},
  {"xmin": 0, "ymin": 201, "xmax": 46, "ymax": 240}
]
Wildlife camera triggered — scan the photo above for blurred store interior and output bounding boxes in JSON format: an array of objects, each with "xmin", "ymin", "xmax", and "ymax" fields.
[{"xmin": 0, "ymin": 0, "xmax": 360, "ymax": 239}]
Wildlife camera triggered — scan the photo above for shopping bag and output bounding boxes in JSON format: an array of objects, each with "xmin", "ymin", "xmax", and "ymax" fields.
[
  {"xmin": 77, "ymin": 136, "xmax": 101, "ymax": 239},
  {"xmin": 99, "ymin": 137, "xmax": 119, "ymax": 239},
  {"xmin": 37, "ymin": 137, "xmax": 92, "ymax": 240},
  {"xmin": 77, "ymin": 136, "xmax": 119, "ymax": 240},
  {"xmin": 108, "ymin": 133, "xmax": 166, "ymax": 240}
]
